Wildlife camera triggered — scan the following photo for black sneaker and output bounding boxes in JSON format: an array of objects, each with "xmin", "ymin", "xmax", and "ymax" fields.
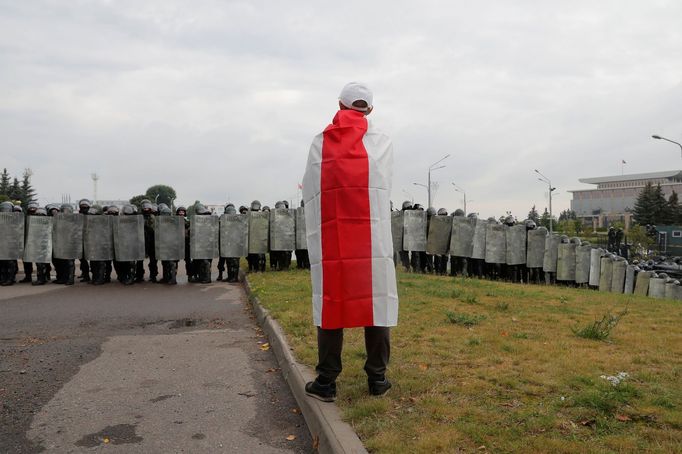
[
  {"xmin": 305, "ymin": 380, "xmax": 337, "ymax": 402},
  {"xmin": 368, "ymin": 378, "xmax": 392, "ymax": 396}
]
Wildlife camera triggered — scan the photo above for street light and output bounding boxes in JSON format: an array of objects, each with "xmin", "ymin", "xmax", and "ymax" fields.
[
  {"xmin": 451, "ymin": 182, "xmax": 467, "ymax": 214},
  {"xmin": 426, "ymin": 154, "xmax": 450, "ymax": 208},
  {"xmin": 652, "ymin": 134, "xmax": 682, "ymax": 159},
  {"xmin": 534, "ymin": 169, "xmax": 556, "ymax": 234}
]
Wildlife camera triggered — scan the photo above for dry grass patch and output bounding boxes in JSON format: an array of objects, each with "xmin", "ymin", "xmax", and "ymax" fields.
[{"xmin": 247, "ymin": 269, "xmax": 682, "ymax": 453}]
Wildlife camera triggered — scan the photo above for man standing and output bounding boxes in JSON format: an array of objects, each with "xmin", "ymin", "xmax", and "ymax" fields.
[{"xmin": 302, "ymin": 82, "xmax": 398, "ymax": 402}]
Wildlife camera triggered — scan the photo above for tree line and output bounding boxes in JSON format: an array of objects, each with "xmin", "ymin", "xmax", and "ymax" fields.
[
  {"xmin": 0, "ymin": 168, "xmax": 37, "ymax": 208},
  {"xmin": 632, "ymin": 182, "xmax": 681, "ymax": 226}
]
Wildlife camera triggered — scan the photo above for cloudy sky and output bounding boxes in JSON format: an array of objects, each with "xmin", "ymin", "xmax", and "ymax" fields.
[{"xmin": 2, "ymin": 0, "xmax": 681, "ymax": 217}]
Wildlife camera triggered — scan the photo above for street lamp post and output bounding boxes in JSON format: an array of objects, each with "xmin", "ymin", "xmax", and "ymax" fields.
[
  {"xmin": 451, "ymin": 182, "xmax": 467, "ymax": 214},
  {"xmin": 652, "ymin": 135, "xmax": 682, "ymax": 159},
  {"xmin": 534, "ymin": 169, "xmax": 556, "ymax": 234},
  {"xmin": 427, "ymin": 154, "xmax": 450, "ymax": 208}
]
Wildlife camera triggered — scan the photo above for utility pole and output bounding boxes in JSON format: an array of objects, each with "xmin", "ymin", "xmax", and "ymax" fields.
[
  {"xmin": 534, "ymin": 169, "xmax": 556, "ymax": 234},
  {"xmin": 91, "ymin": 173, "xmax": 99, "ymax": 204}
]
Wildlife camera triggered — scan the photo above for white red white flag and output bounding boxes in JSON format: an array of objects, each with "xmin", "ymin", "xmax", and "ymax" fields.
[{"xmin": 302, "ymin": 110, "xmax": 399, "ymax": 329}]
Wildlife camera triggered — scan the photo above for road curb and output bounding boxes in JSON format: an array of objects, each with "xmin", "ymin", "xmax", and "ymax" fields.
[{"xmin": 240, "ymin": 271, "xmax": 368, "ymax": 454}]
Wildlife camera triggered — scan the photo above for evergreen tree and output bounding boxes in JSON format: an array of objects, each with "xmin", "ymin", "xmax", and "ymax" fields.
[
  {"xmin": 19, "ymin": 169, "xmax": 37, "ymax": 208},
  {"xmin": 539, "ymin": 208, "xmax": 555, "ymax": 230},
  {"xmin": 666, "ymin": 191, "xmax": 681, "ymax": 225},
  {"xmin": 558, "ymin": 209, "xmax": 577, "ymax": 221},
  {"xmin": 0, "ymin": 168, "xmax": 10, "ymax": 196},
  {"xmin": 8, "ymin": 178, "xmax": 21, "ymax": 202},
  {"xmin": 633, "ymin": 183, "xmax": 669, "ymax": 225},
  {"xmin": 633, "ymin": 182, "xmax": 659, "ymax": 225},
  {"xmin": 527, "ymin": 205, "xmax": 540, "ymax": 223}
]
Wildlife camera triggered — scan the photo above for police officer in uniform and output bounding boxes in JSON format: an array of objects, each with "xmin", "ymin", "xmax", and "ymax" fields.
[
  {"xmin": 19, "ymin": 202, "xmax": 39, "ymax": 283},
  {"xmin": 0, "ymin": 202, "xmax": 18, "ymax": 286},
  {"xmin": 217, "ymin": 203, "xmax": 235, "ymax": 281},
  {"xmin": 77, "ymin": 199, "xmax": 92, "ymax": 281},
  {"xmin": 136, "ymin": 199, "xmax": 158, "ymax": 282},
  {"xmin": 156, "ymin": 204, "xmax": 178, "ymax": 285}
]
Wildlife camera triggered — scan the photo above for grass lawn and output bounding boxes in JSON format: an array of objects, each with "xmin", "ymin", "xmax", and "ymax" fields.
[{"xmin": 246, "ymin": 268, "xmax": 682, "ymax": 453}]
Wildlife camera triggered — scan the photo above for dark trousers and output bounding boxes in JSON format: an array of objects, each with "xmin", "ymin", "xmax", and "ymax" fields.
[
  {"xmin": 79, "ymin": 257, "xmax": 90, "ymax": 279},
  {"xmin": 315, "ymin": 326, "xmax": 390, "ymax": 384}
]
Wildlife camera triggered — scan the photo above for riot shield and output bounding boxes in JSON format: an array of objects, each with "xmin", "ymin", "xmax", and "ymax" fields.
[
  {"xmin": 270, "ymin": 208, "xmax": 295, "ymax": 251},
  {"xmin": 52, "ymin": 213, "xmax": 83, "ymax": 260},
  {"xmin": 426, "ymin": 215, "xmax": 452, "ymax": 255},
  {"xmin": 598, "ymin": 256, "xmax": 614, "ymax": 292},
  {"xmin": 526, "ymin": 228, "xmax": 547, "ymax": 268},
  {"xmin": 154, "ymin": 216, "xmax": 185, "ymax": 261},
  {"xmin": 484, "ymin": 223, "xmax": 506, "ymax": 264},
  {"xmin": 391, "ymin": 211, "xmax": 403, "ymax": 254},
  {"xmin": 402, "ymin": 210, "xmax": 427, "ymax": 252},
  {"xmin": 623, "ymin": 265, "xmax": 636, "ymax": 294},
  {"xmin": 633, "ymin": 271, "xmax": 652, "ymax": 296},
  {"xmin": 665, "ymin": 280, "xmax": 676, "ymax": 300},
  {"xmin": 84, "ymin": 216, "xmax": 113, "ymax": 261},
  {"xmin": 220, "ymin": 213, "xmax": 248, "ymax": 258},
  {"xmin": 113, "ymin": 216, "xmax": 145, "ymax": 261},
  {"xmin": 190, "ymin": 215, "xmax": 218, "ymax": 260},
  {"xmin": 648, "ymin": 276, "xmax": 665, "ymax": 298},
  {"xmin": 542, "ymin": 234, "xmax": 561, "ymax": 273},
  {"xmin": 23, "ymin": 216, "xmax": 52, "ymax": 263},
  {"xmin": 0, "ymin": 212, "xmax": 24, "ymax": 260},
  {"xmin": 449, "ymin": 216, "xmax": 474, "ymax": 258},
  {"xmin": 505, "ymin": 224, "xmax": 527, "ymax": 265},
  {"xmin": 248, "ymin": 211, "xmax": 269, "ymax": 254},
  {"xmin": 588, "ymin": 248, "xmax": 604, "ymax": 287},
  {"xmin": 575, "ymin": 244, "xmax": 592, "ymax": 284},
  {"xmin": 470, "ymin": 219, "xmax": 488, "ymax": 260},
  {"xmin": 295, "ymin": 207, "xmax": 307, "ymax": 250},
  {"xmin": 610, "ymin": 259, "xmax": 627, "ymax": 293},
  {"xmin": 556, "ymin": 242, "xmax": 577, "ymax": 281}
]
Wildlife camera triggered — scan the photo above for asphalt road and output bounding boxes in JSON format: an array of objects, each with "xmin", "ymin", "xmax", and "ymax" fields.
[{"xmin": 0, "ymin": 265, "xmax": 312, "ymax": 453}]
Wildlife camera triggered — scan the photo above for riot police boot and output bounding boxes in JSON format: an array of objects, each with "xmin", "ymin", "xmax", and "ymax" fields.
[
  {"xmin": 167, "ymin": 262, "xmax": 177, "ymax": 285},
  {"xmin": 65, "ymin": 261, "xmax": 75, "ymax": 285},
  {"xmin": 91, "ymin": 263, "xmax": 105, "ymax": 285},
  {"xmin": 198, "ymin": 261, "xmax": 211, "ymax": 283},
  {"xmin": 53, "ymin": 262, "xmax": 66, "ymax": 284},
  {"xmin": 217, "ymin": 271, "xmax": 224, "ymax": 281},
  {"xmin": 20, "ymin": 276, "xmax": 32, "ymax": 283},
  {"xmin": 0, "ymin": 266, "xmax": 10, "ymax": 286},
  {"xmin": 33, "ymin": 265, "xmax": 47, "ymax": 285}
]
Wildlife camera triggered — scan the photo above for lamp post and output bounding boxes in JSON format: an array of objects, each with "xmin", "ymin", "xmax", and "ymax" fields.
[
  {"xmin": 451, "ymin": 182, "xmax": 467, "ymax": 214},
  {"xmin": 652, "ymin": 135, "xmax": 682, "ymax": 159},
  {"xmin": 426, "ymin": 154, "xmax": 450, "ymax": 208},
  {"xmin": 534, "ymin": 169, "xmax": 556, "ymax": 234}
]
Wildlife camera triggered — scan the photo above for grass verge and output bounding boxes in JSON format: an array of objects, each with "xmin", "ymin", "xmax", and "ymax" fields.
[{"xmin": 247, "ymin": 268, "xmax": 682, "ymax": 453}]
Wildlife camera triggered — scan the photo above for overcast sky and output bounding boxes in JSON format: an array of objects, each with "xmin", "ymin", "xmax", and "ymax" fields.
[{"xmin": 2, "ymin": 0, "xmax": 681, "ymax": 218}]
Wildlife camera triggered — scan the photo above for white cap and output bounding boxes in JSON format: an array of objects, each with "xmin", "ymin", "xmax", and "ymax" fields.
[{"xmin": 339, "ymin": 82, "xmax": 373, "ymax": 112}]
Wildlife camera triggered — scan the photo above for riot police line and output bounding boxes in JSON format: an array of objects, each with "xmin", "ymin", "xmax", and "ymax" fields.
[
  {"xmin": 1, "ymin": 196, "xmax": 679, "ymax": 300},
  {"xmin": 392, "ymin": 203, "xmax": 682, "ymax": 301},
  {"xmin": 0, "ymin": 198, "xmax": 309, "ymax": 287}
]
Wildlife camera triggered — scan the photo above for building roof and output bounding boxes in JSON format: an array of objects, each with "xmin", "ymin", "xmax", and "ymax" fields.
[{"xmin": 578, "ymin": 170, "xmax": 682, "ymax": 185}]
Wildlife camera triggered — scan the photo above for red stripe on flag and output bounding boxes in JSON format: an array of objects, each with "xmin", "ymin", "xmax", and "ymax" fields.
[{"xmin": 319, "ymin": 110, "xmax": 374, "ymax": 328}]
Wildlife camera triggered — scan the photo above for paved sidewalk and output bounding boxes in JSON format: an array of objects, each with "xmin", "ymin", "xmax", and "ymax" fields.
[{"xmin": 1, "ymin": 272, "xmax": 312, "ymax": 453}]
